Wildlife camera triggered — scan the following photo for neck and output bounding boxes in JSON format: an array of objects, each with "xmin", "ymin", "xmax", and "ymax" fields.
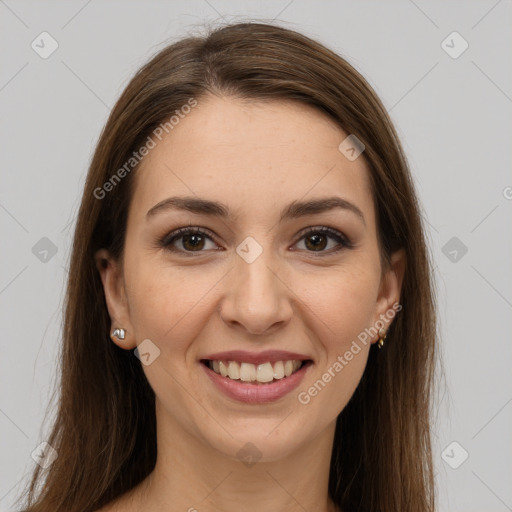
[{"xmin": 130, "ymin": 399, "xmax": 340, "ymax": 512}]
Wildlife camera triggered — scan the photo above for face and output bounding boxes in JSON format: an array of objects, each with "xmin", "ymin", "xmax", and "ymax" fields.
[{"xmin": 96, "ymin": 95, "xmax": 405, "ymax": 462}]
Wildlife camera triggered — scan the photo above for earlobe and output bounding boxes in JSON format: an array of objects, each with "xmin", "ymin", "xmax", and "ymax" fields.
[{"xmin": 94, "ymin": 249, "xmax": 135, "ymax": 349}]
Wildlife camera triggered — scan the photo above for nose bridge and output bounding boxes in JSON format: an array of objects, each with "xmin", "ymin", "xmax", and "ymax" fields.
[
  {"xmin": 238, "ymin": 248, "xmax": 279, "ymax": 299},
  {"xmin": 221, "ymin": 236, "xmax": 292, "ymax": 333}
]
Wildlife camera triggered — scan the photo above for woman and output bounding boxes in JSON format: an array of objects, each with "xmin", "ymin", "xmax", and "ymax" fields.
[{"xmin": 16, "ymin": 21, "xmax": 438, "ymax": 512}]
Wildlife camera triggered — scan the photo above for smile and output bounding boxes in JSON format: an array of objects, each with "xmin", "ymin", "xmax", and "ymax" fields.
[
  {"xmin": 202, "ymin": 359, "xmax": 306, "ymax": 384},
  {"xmin": 200, "ymin": 358, "xmax": 313, "ymax": 404}
]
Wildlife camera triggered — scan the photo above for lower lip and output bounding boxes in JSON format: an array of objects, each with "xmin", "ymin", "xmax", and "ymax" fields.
[{"xmin": 200, "ymin": 361, "xmax": 312, "ymax": 404}]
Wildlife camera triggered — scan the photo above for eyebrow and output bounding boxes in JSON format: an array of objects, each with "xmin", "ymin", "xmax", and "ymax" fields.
[{"xmin": 146, "ymin": 195, "xmax": 366, "ymax": 226}]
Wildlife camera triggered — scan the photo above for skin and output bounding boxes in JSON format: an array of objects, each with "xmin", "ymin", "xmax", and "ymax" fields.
[{"xmin": 95, "ymin": 95, "xmax": 405, "ymax": 512}]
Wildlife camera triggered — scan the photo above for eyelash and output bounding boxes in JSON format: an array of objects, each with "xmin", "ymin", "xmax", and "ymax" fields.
[{"xmin": 157, "ymin": 226, "xmax": 353, "ymax": 257}]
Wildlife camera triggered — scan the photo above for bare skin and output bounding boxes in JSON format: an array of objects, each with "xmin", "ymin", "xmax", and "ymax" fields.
[{"xmin": 95, "ymin": 95, "xmax": 405, "ymax": 512}]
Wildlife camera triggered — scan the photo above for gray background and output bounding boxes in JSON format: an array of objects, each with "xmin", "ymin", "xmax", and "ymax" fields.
[{"xmin": 1, "ymin": 1, "xmax": 511, "ymax": 511}]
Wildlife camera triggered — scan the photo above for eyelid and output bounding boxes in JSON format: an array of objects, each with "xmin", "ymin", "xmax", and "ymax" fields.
[{"xmin": 158, "ymin": 225, "xmax": 352, "ymax": 255}]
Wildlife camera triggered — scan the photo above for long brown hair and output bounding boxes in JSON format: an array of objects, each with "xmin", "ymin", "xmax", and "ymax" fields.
[{"xmin": 15, "ymin": 21, "xmax": 439, "ymax": 512}]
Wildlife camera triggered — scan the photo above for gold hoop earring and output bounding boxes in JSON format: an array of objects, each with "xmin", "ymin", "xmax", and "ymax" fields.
[{"xmin": 377, "ymin": 328, "xmax": 387, "ymax": 349}]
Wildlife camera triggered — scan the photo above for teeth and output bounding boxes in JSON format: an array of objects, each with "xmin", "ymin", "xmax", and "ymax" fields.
[
  {"xmin": 219, "ymin": 361, "xmax": 229, "ymax": 377},
  {"xmin": 273, "ymin": 360, "xmax": 285, "ymax": 379},
  {"xmin": 284, "ymin": 360, "xmax": 294, "ymax": 377},
  {"xmin": 208, "ymin": 359, "xmax": 304, "ymax": 383},
  {"xmin": 256, "ymin": 362, "xmax": 274, "ymax": 382},
  {"xmin": 228, "ymin": 361, "xmax": 240, "ymax": 380},
  {"xmin": 240, "ymin": 362, "xmax": 256, "ymax": 382}
]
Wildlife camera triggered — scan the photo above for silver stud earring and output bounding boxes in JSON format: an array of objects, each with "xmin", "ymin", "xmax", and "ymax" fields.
[{"xmin": 111, "ymin": 328, "xmax": 126, "ymax": 340}]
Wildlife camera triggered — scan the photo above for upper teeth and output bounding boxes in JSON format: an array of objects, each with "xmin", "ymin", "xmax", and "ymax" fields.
[{"xmin": 209, "ymin": 360, "xmax": 303, "ymax": 383}]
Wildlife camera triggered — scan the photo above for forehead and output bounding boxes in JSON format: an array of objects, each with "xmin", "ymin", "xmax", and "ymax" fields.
[{"xmin": 130, "ymin": 95, "xmax": 375, "ymax": 226}]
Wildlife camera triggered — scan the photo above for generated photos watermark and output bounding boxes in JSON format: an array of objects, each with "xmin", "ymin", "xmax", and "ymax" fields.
[
  {"xmin": 297, "ymin": 302, "xmax": 402, "ymax": 405},
  {"xmin": 93, "ymin": 97, "xmax": 198, "ymax": 200}
]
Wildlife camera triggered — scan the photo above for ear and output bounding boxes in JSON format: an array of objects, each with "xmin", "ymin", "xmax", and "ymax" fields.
[
  {"xmin": 372, "ymin": 248, "xmax": 406, "ymax": 343},
  {"xmin": 94, "ymin": 248, "xmax": 136, "ymax": 350}
]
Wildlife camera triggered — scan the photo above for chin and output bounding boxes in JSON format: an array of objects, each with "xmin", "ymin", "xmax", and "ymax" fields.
[{"xmin": 197, "ymin": 414, "xmax": 317, "ymax": 464}]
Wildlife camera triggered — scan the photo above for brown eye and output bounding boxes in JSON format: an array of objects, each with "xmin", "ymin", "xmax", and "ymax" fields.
[
  {"xmin": 293, "ymin": 227, "xmax": 351, "ymax": 254},
  {"xmin": 160, "ymin": 227, "xmax": 219, "ymax": 254}
]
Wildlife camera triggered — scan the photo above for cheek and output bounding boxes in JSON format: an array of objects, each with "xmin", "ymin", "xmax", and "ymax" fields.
[
  {"xmin": 298, "ymin": 263, "xmax": 380, "ymax": 344},
  {"xmin": 124, "ymin": 258, "xmax": 223, "ymax": 354},
  {"xmin": 304, "ymin": 348, "xmax": 369, "ymax": 427},
  {"xmin": 294, "ymin": 268, "xmax": 377, "ymax": 421}
]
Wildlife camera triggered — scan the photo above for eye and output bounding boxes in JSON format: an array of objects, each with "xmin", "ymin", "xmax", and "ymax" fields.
[
  {"xmin": 159, "ymin": 227, "xmax": 220, "ymax": 255},
  {"xmin": 292, "ymin": 226, "xmax": 352, "ymax": 255}
]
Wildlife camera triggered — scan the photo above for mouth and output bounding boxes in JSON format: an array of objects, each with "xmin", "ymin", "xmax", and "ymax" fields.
[
  {"xmin": 200, "ymin": 357, "xmax": 313, "ymax": 404},
  {"xmin": 198, "ymin": 349, "xmax": 314, "ymax": 403},
  {"xmin": 200, "ymin": 358, "xmax": 313, "ymax": 385}
]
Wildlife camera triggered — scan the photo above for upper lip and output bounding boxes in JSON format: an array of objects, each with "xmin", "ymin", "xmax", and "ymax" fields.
[{"xmin": 201, "ymin": 350, "xmax": 312, "ymax": 365}]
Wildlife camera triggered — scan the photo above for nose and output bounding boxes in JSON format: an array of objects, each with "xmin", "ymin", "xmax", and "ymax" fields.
[{"xmin": 219, "ymin": 250, "xmax": 294, "ymax": 335}]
